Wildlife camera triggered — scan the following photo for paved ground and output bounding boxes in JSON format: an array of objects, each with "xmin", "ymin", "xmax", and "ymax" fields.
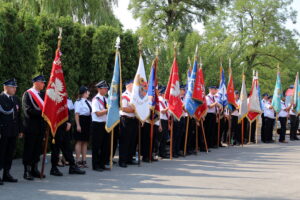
[{"xmin": 1, "ymin": 141, "xmax": 300, "ymax": 200}]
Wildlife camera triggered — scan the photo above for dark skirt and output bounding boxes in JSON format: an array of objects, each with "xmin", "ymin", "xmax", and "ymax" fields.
[{"xmin": 74, "ymin": 115, "xmax": 92, "ymax": 142}]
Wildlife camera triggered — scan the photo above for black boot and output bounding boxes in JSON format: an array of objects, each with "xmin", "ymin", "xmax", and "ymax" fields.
[
  {"xmin": 31, "ymin": 163, "xmax": 45, "ymax": 178},
  {"xmin": 3, "ymin": 170, "xmax": 18, "ymax": 182},
  {"xmin": 50, "ymin": 167, "xmax": 63, "ymax": 176},
  {"xmin": 23, "ymin": 165, "xmax": 34, "ymax": 180},
  {"xmin": 69, "ymin": 165, "xmax": 86, "ymax": 175}
]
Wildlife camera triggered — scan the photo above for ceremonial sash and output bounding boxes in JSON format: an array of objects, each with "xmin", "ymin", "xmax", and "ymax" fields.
[
  {"xmin": 159, "ymin": 100, "xmax": 169, "ymax": 118},
  {"xmin": 122, "ymin": 95, "xmax": 130, "ymax": 102},
  {"xmin": 27, "ymin": 89, "xmax": 44, "ymax": 110},
  {"xmin": 96, "ymin": 97, "xmax": 106, "ymax": 109}
]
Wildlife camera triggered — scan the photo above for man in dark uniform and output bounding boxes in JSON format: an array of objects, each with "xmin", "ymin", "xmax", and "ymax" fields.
[
  {"xmin": 22, "ymin": 75, "xmax": 46, "ymax": 180},
  {"xmin": 0, "ymin": 79, "xmax": 22, "ymax": 184}
]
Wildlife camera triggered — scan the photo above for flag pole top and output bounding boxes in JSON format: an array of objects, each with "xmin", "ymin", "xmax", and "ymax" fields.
[
  {"xmin": 277, "ymin": 63, "xmax": 280, "ymax": 72},
  {"xmin": 220, "ymin": 57, "xmax": 223, "ymax": 68},
  {"xmin": 115, "ymin": 36, "xmax": 120, "ymax": 50},
  {"xmin": 188, "ymin": 56, "xmax": 191, "ymax": 66},
  {"xmin": 194, "ymin": 45, "xmax": 198, "ymax": 60},
  {"xmin": 200, "ymin": 57, "xmax": 203, "ymax": 68},
  {"xmin": 138, "ymin": 37, "xmax": 143, "ymax": 56},
  {"xmin": 173, "ymin": 41, "xmax": 178, "ymax": 58},
  {"xmin": 229, "ymin": 58, "xmax": 231, "ymax": 68},
  {"xmin": 155, "ymin": 47, "xmax": 159, "ymax": 57},
  {"xmin": 57, "ymin": 27, "xmax": 62, "ymax": 49}
]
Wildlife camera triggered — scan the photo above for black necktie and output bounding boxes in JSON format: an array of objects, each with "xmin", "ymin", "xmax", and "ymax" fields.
[
  {"xmin": 85, "ymin": 100, "xmax": 92, "ymax": 113},
  {"xmin": 103, "ymin": 97, "xmax": 107, "ymax": 109}
]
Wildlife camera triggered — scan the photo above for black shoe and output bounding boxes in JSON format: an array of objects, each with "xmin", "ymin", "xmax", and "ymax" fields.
[
  {"xmin": 142, "ymin": 157, "xmax": 150, "ymax": 163},
  {"xmin": 211, "ymin": 145, "xmax": 218, "ymax": 149},
  {"xmin": 3, "ymin": 171, "xmax": 18, "ymax": 182},
  {"xmin": 31, "ymin": 164, "xmax": 45, "ymax": 178},
  {"xmin": 294, "ymin": 137, "xmax": 299, "ymax": 140},
  {"xmin": 269, "ymin": 140, "xmax": 275, "ymax": 143},
  {"xmin": 23, "ymin": 166, "xmax": 34, "ymax": 181},
  {"xmin": 69, "ymin": 165, "xmax": 86, "ymax": 175},
  {"xmin": 160, "ymin": 154, "xmax": 170, "ymax": 159},
  {"xmin": 93, "ymin": 168, "xmax": 104, "ymax": 172},
  {"xmin": 151, "ymin": 157, "xmax": 158, "ymax": 162},
  {"xmin": 0, "ymin": 178, "xmax": 3, "ymax": 185},
  {"xmin": 50, "ymin": 167, "xmax": 63, "ymax": 176},
  {"xmin": 119, "ymin": 162, "xmax": 127, "ymax": 168},
  {"xmin": 102, "ymin": 166, "xmax": 111, "ymax": 170},
  {"xmin": 127, "ymin": 160, "xmax": 139, "ymax": 165},
  {"xmin": 173, "ymin": 154, "xmax": 179, "ymax": 158}
]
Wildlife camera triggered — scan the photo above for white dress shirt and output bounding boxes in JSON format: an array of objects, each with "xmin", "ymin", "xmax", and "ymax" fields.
[
  {"xmin": 120, "ymin": 90, "xmax": 135, "ymax": 117},
  {"xmin": 91, "ymin": 93, "xmax": 107, "ymax": 122},
  {"xmin": 74, "ymin": 98, "xmax": 91, "ymax": 116}
]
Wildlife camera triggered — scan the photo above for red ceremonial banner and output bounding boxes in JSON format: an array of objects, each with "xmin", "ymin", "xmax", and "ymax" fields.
[
  {"xmin": 194, "ymin": 68, "xmax": 208, "ymax": 120},
  {"xmin": 165, "ymin": 58, "xmax": 183, "ymax": 120},
  {"xmin": 42, "ymin": 49, "xmax": 68, "ymax": 136}
]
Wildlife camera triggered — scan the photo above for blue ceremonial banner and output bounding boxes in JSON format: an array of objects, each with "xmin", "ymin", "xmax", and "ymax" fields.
[
  {"xmin": 184, "ymin": 59, "xmax": 201, "ymax": 116},
  {"xmin": 105, "ymin": 50, "xmax": 121, "ymax": 132},
  {"xmin": 294, "ymin": 73, "xmax": 300, "ymax": 114},
  {"xmin": 271, "ymin": 71, "xmax": 282, "ymax": 113},
  {"xmin": 217, "ymin": 67, "xmax": 228, "ymax": 107}
]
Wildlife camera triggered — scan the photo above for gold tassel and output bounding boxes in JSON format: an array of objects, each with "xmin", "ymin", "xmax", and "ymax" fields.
[{"xmin": 52, "ymin": 138, "xmax": 55, "ymax": 144}]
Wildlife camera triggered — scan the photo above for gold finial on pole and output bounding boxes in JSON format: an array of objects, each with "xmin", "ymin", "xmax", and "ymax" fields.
[
  {"xmin": 194, "ymin": 45, "xmax": 199, "ymax": 60},
  {"xmin": 200, "ymin": 57, "xmax": 203, "ymax": 68},
  {"xmin": 138, "ymin": 37, "xmax": 143, "ymax": 56},
  {"xmin": 57, "ymin": 27, "xmax": 62, "ymax": 49},
  {"xmin": 173, "ymin": 41, "xmax": 178, "ymax": 58}
]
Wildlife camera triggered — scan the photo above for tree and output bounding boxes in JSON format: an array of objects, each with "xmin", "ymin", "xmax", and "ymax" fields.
[
  {"xmin": 0, "ymin": 0, "xmax": 121, "ymax": 27},
  {"xmin": 129, "ymin": 0, "xmax": 229, "ymax": 37}
]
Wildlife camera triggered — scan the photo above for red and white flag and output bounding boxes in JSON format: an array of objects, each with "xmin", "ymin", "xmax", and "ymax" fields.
[
  {"xmin": 165, "ymin": 57, "xmax": 183, "ymax": 120},
  {"xmin": 42, "ymin": 49, "xmax": 68, "ymax": 137},
  {"xmin": 247, "ymin": 71, "xmax": 262, "ymax": 122},
  {"xmin": 194, "ymin": 67, "xmax": 207, "ymax": 120}
]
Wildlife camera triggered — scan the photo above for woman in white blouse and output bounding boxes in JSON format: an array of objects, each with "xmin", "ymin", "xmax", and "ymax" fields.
[{"xmin": 74, "ymin": 86, "xmax": 92, "ymax": 168}]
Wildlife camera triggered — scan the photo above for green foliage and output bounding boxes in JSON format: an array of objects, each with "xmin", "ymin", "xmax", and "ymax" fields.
[
  {"xmin": 0, "ymin": 0, "xmax": 121, "ymax": 27},
  {"xmin": 0, "ymin": 3, "xmax": 139, "ymax": 101}
]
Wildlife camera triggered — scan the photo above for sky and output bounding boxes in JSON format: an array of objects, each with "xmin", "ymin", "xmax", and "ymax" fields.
[{"xmin": 113, "ymin": 0, "xmax": 300, "ymax": 37}]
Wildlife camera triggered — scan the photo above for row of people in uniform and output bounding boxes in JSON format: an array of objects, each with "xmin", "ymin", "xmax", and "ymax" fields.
[{"xmin": 0, "ymin": 76, "xmax": 299, "ymax": 185}]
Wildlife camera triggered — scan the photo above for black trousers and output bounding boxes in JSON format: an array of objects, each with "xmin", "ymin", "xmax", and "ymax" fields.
[
  {"xmin": 91, "ymin": 122, "xmax": 109, "ymax": 169},
  {"xmin": 261, "ymin": 114, "xmax": 265, "ymax": 141},
  {"xmin": 278, "ymin": 117, "xmax": 287, "ymax": 141},
  {"xmin": 23, "ymin": 133, "xmax": 44, "ymax": 166},
  {"xmin": 198, "ymin": 121, "xmax": 206, "ymax": 150},
  {"xmin": 0, "ymin": 136, "xmax": 17, "ymax": 171},
  {"xmin": 290, "ymin": 115, "xmax": 299, "ymax": 139},
  {"xmin": 220, "ymin": 117, "xmax": 228, "ymax": 144},
  {"xmin": 119, "ymin": 116, "xmax": 137, "ymax": 164},
  {"xmin": 51, "ymin": 127, "xmax": 75, "ymax": 168},
  {"xmin": 205, "ymin": 113, "xmax": 217, "ymax": 148},
  {"xmin": 247, "ymin": 120, "xmax": 256, "ymax": 143},
  {"xmin": 141, "ymin": 123, "xmax": 158, "ymax": 159},
  {"xmin": 231, "ymin": 115, "xmax": 241, "ymax": 144},
  {"xmin": 172, "ymin": 119, "xmax": 182, "ymax": 155},
  {"xmin": 179, "ymin": 117, "xmax": 187, "ymax": 151},
  {"xmin": 264, "ymin": 117, "xmax": 275, "ymax": 142},
  {"xmin": 187, "ymin": 118, "xmax": 196, "ymax": 152},
  {"xmin": 159, "ymin": 119, "xmax": 169, "ymax": 156}
]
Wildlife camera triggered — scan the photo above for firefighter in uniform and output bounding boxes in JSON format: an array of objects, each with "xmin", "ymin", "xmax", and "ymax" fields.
[
  {"xmin": 91, "ymin": 80, "xmax": 110, "ymax": 171},
  {"xmin": 0, "ymin": 78, "xmax": 22, "ymax": 184},
  {"xmin": 119, "ymin": 80, "xmax": 137, "ymax": 168},
  {"xmin": 22, "ymin": 75, "xmax": 46, "ymax": 180}
]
